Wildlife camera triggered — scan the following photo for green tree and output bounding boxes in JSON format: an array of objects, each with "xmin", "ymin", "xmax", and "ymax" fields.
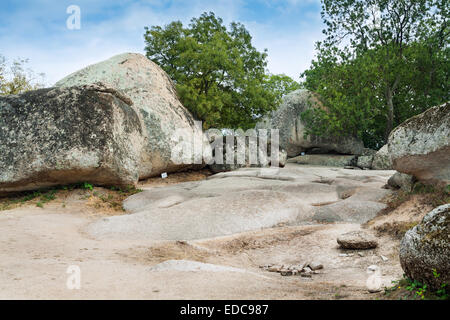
[
  {"xmin": 264, "ymin": 73, "xmax": 302, "ymax": 103},
  {"xmin": 0, "ymin": 55, "xmax": 46, "ymax": 95},
  {"xmin": 302, "ymin": 0, "xmax": 449, "ymax": 148},
  {"xmin": 144, "ymin": 12, "xmax": 279, "ymax": 129}
]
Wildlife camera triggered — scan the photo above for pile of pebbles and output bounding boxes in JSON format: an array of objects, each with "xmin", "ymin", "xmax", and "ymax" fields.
[{"xmin": 259, "ymin": 262, "xmax": 323, "ymax": 277}]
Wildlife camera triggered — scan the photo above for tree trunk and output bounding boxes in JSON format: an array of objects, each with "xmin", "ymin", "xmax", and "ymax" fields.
[{"xmin": 384, "ymin": 87, "xmax": 394, "ymax": 143}]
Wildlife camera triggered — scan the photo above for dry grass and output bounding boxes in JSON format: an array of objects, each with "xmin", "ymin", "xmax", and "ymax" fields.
[
  {"xmin": 0, "ymin": 183, "xmax": 143, "ymax": 213},
  {"xmin": 367, "ymin": 183, "xmax": 449, "ymax": 239}
]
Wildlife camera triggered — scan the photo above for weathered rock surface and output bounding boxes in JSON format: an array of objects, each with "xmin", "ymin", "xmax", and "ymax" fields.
[
  {"xmin": 0, "ymin": 84, "xmax": 143, "ymax": 193},
  {"xmin": 357, "ymin": 156, "xmax": 374, "ymax": 169},
  {"xmin": 388, "ymin": 102, "xmax": 450, "ymax": 187},
  {"xmin": 287, "ymin": 154, "xmax": 357, "ymax": 167},
  {"xmin": 86, "ymin": 164, "xmax": 392, "ymax": 240},
  {"xmin": 387, "ymin": 172, "xmax": 416, "ymax": 192},
  {"xmin": 372, "ymin": 145, "xmax": 393, "ymax": 170},
  {"xmin": 208, "ymin": 136, "xmax": 287, "ymax": 173},
  {"xmin": 337, "ymin": 231, "xmax": 378, "ymax": 249},
  {"xmin": 256, "ymin": 90, "xmax": 365, "ymax": 157},
  {"xmin": 400, "ymin": 204, "xmax": 450, "ymax": 290},
  {"xmin": 56, "ymin": 53, "xmax": 202, "ymax": 178}
]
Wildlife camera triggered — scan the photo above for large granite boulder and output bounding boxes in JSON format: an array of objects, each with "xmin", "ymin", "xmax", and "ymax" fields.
[
  {"xmin": 400, "ymin": 204, "xmax": 450, "ymax": 290},
  {"xmin": 388, "ymin": 102, "xmax": 450, "ymax": 187},
  {"xmin": 0, "ymin": 84, "xmax": 144, "ymax": 194},
  {"xmin": 256, "ymin": 90, "xmax": 365, "ymax": 157},
  {"xmin": 372, "ymin": 145, "xmax": 393, "ymax": 170},
  {"xmin": 55, "ymin": 53, "xmax": 202, "ymax": 178}
]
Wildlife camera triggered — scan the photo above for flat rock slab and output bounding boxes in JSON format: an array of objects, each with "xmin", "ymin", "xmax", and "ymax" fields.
[
  {"xmin": 287, "ymin": 154, "xmax": 357, "ymax": 167},
  {"xmin": 337, "ymin": 231, "xmax": 379, "ymax": 249},
  {"xmin": 86, "ymin": 165, "xmax": 393, "ymax": 241}
]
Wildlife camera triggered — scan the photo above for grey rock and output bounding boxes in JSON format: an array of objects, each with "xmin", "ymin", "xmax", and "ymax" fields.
[
  {"xmin": 268, "ymin": 266, "xmax": 280, "ymax": 272},
  {"xmin": 388, "ymin": 102, "xmax": 450, "ymax": 187},
  {"xmin": 387, "ymin": 172, "xmax": 415, "ymax": 192},
  {"xmin": 280, "ymin": 269, "xmax": 293, "ymax": 276},
  {"xmin": 361, "ymin": 148, "xmax": 377, "ymax": 157},
  {"xmin": 400, "ymin": 204, "xmax": 450, "ymax": 290},
  {"xmin": 288, "ymin": 154, "xmax": 357, "ymax": 167},
  {"xmin": 357, "ymin": 155, "xmax": 374, "ymax": 169},
  {"xmin": 302, "ymin": 266, "xmax": 313, "ymax": 274},
  {"xmin": 56, "ymin": 53, "xmax": 203, "ymax": 179},
  {"xmin": 367, "ymin": 265, "xmax": 378, "ymax": 272},
  {"xmin": 300, "ymin": 273, "xmax": 312, "ymax": 278},
  {"xmin": 337, "ymin": 231, "xmax": 378, "ymax": 249},
  {"xmin": 208, "ymin": 134, "xmax": 287, "ymax": 173},
  {"xmin": 308, "ymin": 262, "xmax": 323, "ymax": 271},
  {"xmin": 0, "ymin": 84, "xmax": 144, "ymax": 194},
  {"xmin": 372, "ymin": 145, "xmax": 393, "ymax": 170},
  {"xmin": 256, "ymin": 90, "xmax": 365, "ymax": 157},
  {"xmin": 86, "ymin": 165, "xmax": 392, "ymax": 241}
]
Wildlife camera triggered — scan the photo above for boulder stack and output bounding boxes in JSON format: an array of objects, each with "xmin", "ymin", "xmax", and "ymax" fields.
[{"xmin": 388, "ymin": 102, "xmax": 450, "ymax": 187}]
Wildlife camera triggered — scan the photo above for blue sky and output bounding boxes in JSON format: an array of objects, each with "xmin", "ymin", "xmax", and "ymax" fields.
[{"xmin": 0, "ymin": 0, "xmax": 324, "ymax": 85}]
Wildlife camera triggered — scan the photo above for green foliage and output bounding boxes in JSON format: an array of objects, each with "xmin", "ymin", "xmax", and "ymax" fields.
[
  {"xmin": 264, "ymin": 73, "xmax": 302, "ymax": 104},
  {"xmin": 82, "ymin": 182, "xmax": 94, "ymax": 191},
  {"xmin": 301, "ymin": 0, "xmax": 449, "ymax": 149},
  {"xmin": 0, "ymin": 54, "xmax": 46, "ymax": 95},
  {"xmin": 144, "ymin": 12, "xmax": 287, "ymax": 129},
  {"xmin": 385, "ymin": 273, "xmax": 449, "ymax": 300}
]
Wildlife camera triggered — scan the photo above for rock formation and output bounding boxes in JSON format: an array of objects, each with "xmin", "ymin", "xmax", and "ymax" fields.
[
  {"xmin": 56, "ymin": 53, "xmax": 203, "ymax": 179},
  {"xmin": 400, "ymin": 204, "xmax": 450, "ymax": 290},
  {"xmin": 388, "ymin": 102, "xmax": 449, "ymax": 187},
  {"xmin": 0, "ymin": 84, "xmax": 143, "ymax": 193},
  {"xmin": 256, "ymin": 90, "xmax": 365, "ymax": 157}
]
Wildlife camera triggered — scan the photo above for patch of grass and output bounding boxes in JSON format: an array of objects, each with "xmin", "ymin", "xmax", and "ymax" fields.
[
  {"xmin": 1, "ymin": 190, "xmax": 46, "ymax": 210},
  {"xmin": 87, "ymin": 185, "xmax": 143, "ymax": 212},
  {"xmin": 0, "ymin": 183, "xmax": 142, "ymax": 212},
  {"xmin": 384, "ymin": 271, "xmax": 449, "ymax": 300},
  {"xmin": 380, "ymin": 183, "xmax": 450, "ymax": 216},
  {"xmin": 82, "ymin": 182, "xmax": 94, "ymax": 191},
  {"xmin": 374, "ymin": 221, "xmax": 419, "ymax": 239}
]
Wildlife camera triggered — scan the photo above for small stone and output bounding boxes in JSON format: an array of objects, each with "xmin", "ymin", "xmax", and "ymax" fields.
[
  {"xmin": 280, "ymin": 269, "xmax": 292, "ymax": 276},
  {"xmin": 366, "ymin": 265, "xmax": 382, "ymax": 293},
  {"xmin": 367, "ymin": 265, "xmax": 378, "ymax": 272},
  {"xmin": 337, "ymin": 231, "xmax": 378, "ymax": 249},
  {"xmin": 339, "ymin": 253, "xmax": 349, "ymax": 257},
  {"xmin": 308, "ymin": 262, "xmax": 323, "ymax": 271},
  {"xmin": 300, "ymin": 273, "xmax": 312, "ymax": 278},
  {"xmin": 380, "ymin": 255, "xmax": 388, "ymax": 262},
  {"xmin": 358, "ymin": 252, "xmax": 364, "ymax": 257},
  {"xmin": 292, "ymin": 269, "xmax": 298, "ymax": 275},
  {"xmin": 302, "ymin": 266, "xmax": 313, "ymax": 274},
  {"xmin": 268, "ymin": 266, "xmax": 280, "ymax": 272}
]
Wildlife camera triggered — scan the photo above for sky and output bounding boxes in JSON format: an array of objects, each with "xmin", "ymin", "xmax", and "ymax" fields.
[{"xmin": 0, "ymin": 0, "xmax": 324, "ymax": 85}]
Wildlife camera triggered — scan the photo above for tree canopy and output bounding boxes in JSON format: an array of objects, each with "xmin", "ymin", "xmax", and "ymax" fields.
[
  {"xmin": 144, "ymin": 12, "xmax": 300, "ymax": 130},
  {"xmin": 0, "ymin": 55, "xmax": 46, "ymax": 95},
  {"xmin": 301, "ymin": 0, "xmax": 449, "ymax": 149}
]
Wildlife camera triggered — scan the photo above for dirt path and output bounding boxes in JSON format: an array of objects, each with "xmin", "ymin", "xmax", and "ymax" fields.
[{"xmin": 0, "ymin": 167, "xmax": 405, "ymax": 300}]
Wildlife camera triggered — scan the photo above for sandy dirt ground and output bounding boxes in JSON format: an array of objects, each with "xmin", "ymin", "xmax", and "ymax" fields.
[{"xmin": 0, "ymin": 167, "xmax": 416, "ymax": 300}]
